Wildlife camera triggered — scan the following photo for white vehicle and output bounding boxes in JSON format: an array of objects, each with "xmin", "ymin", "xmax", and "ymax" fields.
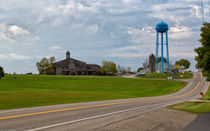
[{"xmin": 136, "ymin": 72, "xmax": 145, "ymax": 76}]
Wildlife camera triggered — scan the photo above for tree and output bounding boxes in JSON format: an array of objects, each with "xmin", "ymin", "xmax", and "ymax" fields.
[
  {"xmin": 142, "ymin": 59, "xmax": 149, "ymax": 70},
  {"xmin": 158, "ymin": 57, "xmax": 167, "ymax": 63},
  {"xmin": 100, "ymin": 60, "xmax": 118, "ymax": 75},
  {"xmin": 36, "ymin": 57, "xmax": 56, "ymax": 75},
  {"xmin": 117, "ymin": 65, "xmax": 126, "ymax": 74},
  {"xmin": 175, "ymin": 65, "xmax": 180, "ymax": 70},
  {"xmin": 195, "ymin": 23, "xmax": 210, "ymax": 80},
  {"xmin": 126, "ymin": 66, "xmax": 132, "ymax": 73},
  {"xmin": 0, "ymin": 66, "xmax": 4, "ymax": 78},
  {"xmin": 175, "ymin": 59, "xmax": 191, "ymax": 69},
  {"xmin": 137, "ymin": 67, "xmax": 143, "ymax": 72}
]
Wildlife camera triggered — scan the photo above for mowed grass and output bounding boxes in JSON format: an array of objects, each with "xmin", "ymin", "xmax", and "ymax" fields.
[
  {"xmin": 204, "ymin": 86, "xmax": 210, "ymax": 100},
  {"xmin": 168, "ymin": 102, "xmax": 210, "ymax": 114},
  {"xmin": 169, "ymin": 86, "xmax": 210, "ymax": 114},
  {"xmin": 140, "ymin": 72, "xmax": 193, "ymax": 79},
  {"xmin": 0, "ymin": 75, "xmax": 185, "ymax": 110}
]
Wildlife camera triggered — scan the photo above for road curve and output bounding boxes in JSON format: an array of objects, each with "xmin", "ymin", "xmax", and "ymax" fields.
[{"xmin": 0, "ymin": 72, "xmax": 208, "ymax": 131}]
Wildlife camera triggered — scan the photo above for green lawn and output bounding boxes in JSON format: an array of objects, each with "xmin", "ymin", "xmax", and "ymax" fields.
[
  {"xmin": 168, "ymin": 86, "xmax": 210, "ymax": 114},
  {"xmin": 139, "ymin": 72, "xmax": 193, "ymax": 79},
  {"xmin": 0, "ymin": 75, "xmax": 185, "ymax": 110}
]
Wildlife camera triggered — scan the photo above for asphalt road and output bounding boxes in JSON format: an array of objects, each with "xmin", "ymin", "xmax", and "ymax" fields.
[
  {"xmin": 0, "ymin": 72, "xmax": 208, "ymax": 131},
  {"xmin": 184, "ymin": 112, "xmax": 210, "ymax": 131}
]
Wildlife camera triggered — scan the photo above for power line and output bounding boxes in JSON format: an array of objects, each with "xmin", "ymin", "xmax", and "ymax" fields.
[{"xmin": 200, "ymin": 0, "xmax": 205, "ymax": 23}]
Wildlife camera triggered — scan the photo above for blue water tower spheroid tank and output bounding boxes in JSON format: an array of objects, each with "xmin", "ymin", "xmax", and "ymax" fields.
[{"xmin": 155, "ymin": 21, "xmax": 170, "ymax": 73}]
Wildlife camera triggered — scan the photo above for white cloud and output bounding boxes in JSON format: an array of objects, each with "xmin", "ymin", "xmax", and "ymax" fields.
[
  {"xmin": 170, "ymin": 46, "xmax": 196, "ymax": 58},
  {"xmin": 77, "ymin": 2, "xmax": 98, "ymax": 12},
  {"xmin": 0, "ymin": 53, "xmax": 31, "ymax": 60},
  {"xmin": 169, "ymin": 25, "xmax": 194, "ymax": 40},
  {"xmin": 0, "ymin": 23, "xmax": 37, "ymax": 42},
  {"xmin": 123, "ymin": 0, "xmax": 141, "ymax": 4},
  {"xmin": 36, "ymin": 0, "xmax": 99, "ymax": 27},
  {"xmin": 0, "ymin": 32, "xmax": 13, "ymax": 42},
  {"xmin": 191, "ymin": 5, "xmax": 202, "ymax": 18},
  {"xmin": 126, "ymin": 26, "xmax": 155, "ymax": 44},
  {"xmin": 149, "ymin": 3, "xmax": 199, "ymax": 24},
  {"xmin": 8, "ymin": 25, "xmax": 30, "ymax": 37},
  {"xmin": 49, "ymin": 45, "xmax": 62, "ymax": 50},
  {"xmin": 108, "ymin": 52, "xmax": 147, "ymax": 58}
]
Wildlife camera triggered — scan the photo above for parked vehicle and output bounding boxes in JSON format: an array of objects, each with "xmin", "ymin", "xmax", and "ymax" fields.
[{"xmin": 136, "ymin": 72, "xmax": 145, "ymax": 76}]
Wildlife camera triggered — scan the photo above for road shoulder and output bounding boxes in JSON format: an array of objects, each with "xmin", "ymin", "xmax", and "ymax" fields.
[{"xmin": 94, "ymin": 108, "xmax": 197, "ymax": 131}]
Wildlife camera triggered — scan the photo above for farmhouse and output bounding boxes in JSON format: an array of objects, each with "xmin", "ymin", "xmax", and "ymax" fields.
[{"xmin": 54, "ymin": 51, "xmax": 100, "ymax": 75}]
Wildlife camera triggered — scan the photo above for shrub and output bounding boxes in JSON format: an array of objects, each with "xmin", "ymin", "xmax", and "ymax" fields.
[{"xmin": 0, "ymin": 66, "xmax": 5, "ymax": 78}]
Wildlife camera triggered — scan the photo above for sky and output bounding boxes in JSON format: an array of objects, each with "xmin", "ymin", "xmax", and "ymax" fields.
[{"xmin": 0, "ymin": 0, "xmax": 209, "ymax": 74}]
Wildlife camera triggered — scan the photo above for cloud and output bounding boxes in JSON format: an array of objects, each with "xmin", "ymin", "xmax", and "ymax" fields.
[
  {"xmin": 107, "ymin": 45, "xmax": 153, "ymax": 58},
  {"xmin": 49, "ymin": 45, "xmax": 62, "ymax": 50},
  {"xmin": 0, "ymin": 53, "xmax": 31, "ymax": 61},
  {"xmin": 169, "ymin": 25, "xmax": 195, "ymax": 40},
  {"xmin": 8, "ymin": 25, "xmax": 29, "ymax": 36},
  {"xmin": 0, "ymin": 23, "xmax": 38, "ymax": 42},
  {"xmin": 126, "ymin": 26, "xmax": 155, "ymax": 44},
  {"xmin": 36, "ymin": 0, "xmax": 99, "ymax": 27},
  {"xmin": 88, "ymin": 24, "xmax": 99, "ymax": 32},
  {"xmin": 191, "ymin": 5, "xmax": 202, "ymax": 18},
  {"xmin": 108, "ymin": 52, "xmax": 147, "ymax": 58},
  {"xmin": 122, "ymin": 0, "xmax": 142, "ymax": 4}
]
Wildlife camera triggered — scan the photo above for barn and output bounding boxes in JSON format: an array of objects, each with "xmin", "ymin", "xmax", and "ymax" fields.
[{"xmin": 54, "ymin": 51, "xmax": 100, "ymax": 75}]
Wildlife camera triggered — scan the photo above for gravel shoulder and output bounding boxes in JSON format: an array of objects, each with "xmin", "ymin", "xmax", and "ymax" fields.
[{"xmin": 94, "ymin": 108, "xmax": 197, "ymax": 131}]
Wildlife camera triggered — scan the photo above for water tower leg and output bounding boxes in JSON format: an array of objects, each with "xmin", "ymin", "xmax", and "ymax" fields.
[
  {"xmin": 155, "ymin": 32, "xmax": 159, "ymax": 72},
  {"xmin": 161, "ymin": 33, "xmax": 164, "ymax": 73},
  {"xmin": 166, "ymin": 31, "xmax": 170, "ymax": 71}
]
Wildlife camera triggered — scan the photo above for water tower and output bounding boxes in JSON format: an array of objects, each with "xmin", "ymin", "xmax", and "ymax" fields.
[{"xmin": 155, "ymin": 21, "xmax": 170, "ymax": 73}]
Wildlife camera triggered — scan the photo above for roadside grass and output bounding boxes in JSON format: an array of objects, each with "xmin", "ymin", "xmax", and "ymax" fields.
[
  {"xmin": 168, "ymin": 102, "xmax": 210, "ymax": 114},
  {"xmin": 204, "ymin": 86, "xmax": 210, "ymax": 100},
  {"xmin": 139, "ymin": 72, "xmax": 193, "ymax": 79},
  {"xmin": 168, "ymin": 86, "xmax": 210, "ymax": 114},
  {"xmin": 0, "ymin": 75, "xmax": 185, "ymax": 110}
]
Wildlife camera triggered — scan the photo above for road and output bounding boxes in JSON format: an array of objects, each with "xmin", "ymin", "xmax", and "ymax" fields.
[{"xmin": 0, "ymin": 72, "xmax": 208, "ymax": 131}]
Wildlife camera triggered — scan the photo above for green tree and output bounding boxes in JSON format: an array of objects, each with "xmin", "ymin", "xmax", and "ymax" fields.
[
  {"xmin": 195, "ymin": 23, "xmax": 210, "ymax": 80},
  {"xmin": 36, "ymin": 57, "xmax": 56, "ymax": 75},
  {"xmin": 137, "ymin": 67, "xmax": 143, "ymax": 72},
  {"xmin": 100, "ymin": 60, "xmax": 118, "ymax": 75},
  {"xmin": 0, "ymin": 66, "xmax": 4, "ymax": 78},
  {"xmin": 175, "ymin": 59, "xmax": 191, "ymax": 69},
  {"xmin": 158, "ymin": 57, "xmax": 167, "ymax": 63}
]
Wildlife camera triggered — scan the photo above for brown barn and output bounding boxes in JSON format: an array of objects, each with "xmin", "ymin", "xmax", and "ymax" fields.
[{"xmin": 54, "ymin": 51, "xmax": 100, "ymax": 75}]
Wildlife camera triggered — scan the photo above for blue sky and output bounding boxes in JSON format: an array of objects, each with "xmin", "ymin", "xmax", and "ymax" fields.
[{"xmin": 0, "ymin": 0, "xmax": 209, "ymax": 73}]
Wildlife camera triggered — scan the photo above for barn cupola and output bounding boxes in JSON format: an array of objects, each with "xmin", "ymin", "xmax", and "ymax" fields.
[{"xmin": 66, "ymin": 51, "xmax": 70, "ymax": 59}]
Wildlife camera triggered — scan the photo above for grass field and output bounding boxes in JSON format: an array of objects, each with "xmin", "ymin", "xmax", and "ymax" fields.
[
  {"xmin": 168, "ymin": 86, "xmax": 210, "ymax": 114},
  {"xmin": 139, "ymin": 72, "xmax": 193, "ymax": 79},
  {"xmin": 0, "ymin": 75, "xmax": 185, "ymax": 110}
]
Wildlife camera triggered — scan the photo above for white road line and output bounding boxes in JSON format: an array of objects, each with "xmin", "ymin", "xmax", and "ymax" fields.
[{"xmin": 27, "ymin": 100, "xmax": 182, "ymax": 131}]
